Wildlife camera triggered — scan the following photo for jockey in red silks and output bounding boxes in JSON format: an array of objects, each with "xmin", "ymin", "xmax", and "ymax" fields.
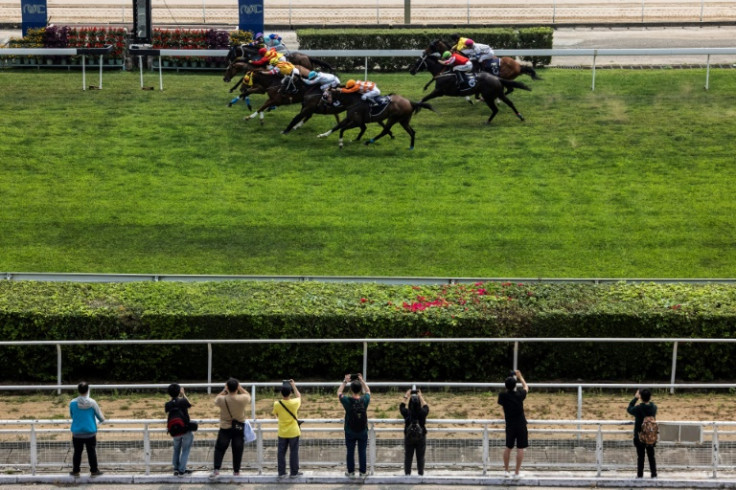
[
  {"xmin": 438, "ymin": 51, "xmax": 473, "ymax": 85},
  {"xmin": 251, "ymin": 47, "xmax": 284, "ymax": 67}
]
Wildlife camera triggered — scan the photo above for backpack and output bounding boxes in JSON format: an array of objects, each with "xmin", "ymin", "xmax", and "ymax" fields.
[
  {"xmin": 406, "ymin": 419, "xmax": 424, "ymax": 443},
  {"xmin": 166, "ymin": 406, "xmax": 188, "ymax": 437},
  {"xmin": 346, "ymin": 397, "xmax": 367, "ymax": 433},
  {"xmin": 639, "ymin": 416, "xmax": 658, "ymax": 445}
]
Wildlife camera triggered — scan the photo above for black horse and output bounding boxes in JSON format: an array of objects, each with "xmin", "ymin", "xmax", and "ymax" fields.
[
  {"xmin": 316, "ymin": 90, "xmax": 437, "ymax": 150},
  {"xmin": 410, "ymin": 52, "xmax": 531, "ymax": 124},
  {"xmin": 226, "ymin": 44, "xmax": 334, "ymax": 73}
]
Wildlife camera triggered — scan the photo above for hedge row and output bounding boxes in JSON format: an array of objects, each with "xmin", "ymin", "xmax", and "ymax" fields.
[
  {"xmin": 296, "ymin": 27, "xmax": 554, "ymax": 72},
  {"xmin": 1, "ymin": 281, "xmax": 734, "ymax": 384}
]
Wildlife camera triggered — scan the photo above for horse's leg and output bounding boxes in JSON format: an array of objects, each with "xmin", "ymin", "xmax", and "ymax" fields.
[
  {"xmin": 398, "ymin": 118, "xmax": 416, "ymax": 150},
  {"xmin": 245, "ymin": 99, "xmax": 273, "ymax": 122},
  {"xmin": 498, "ymin": 94, "xmax": 525, "ymax": 122},
  {"xmin": 365, "ymin": 117, "xmax": 398, "ymax": 146},
  {"xmin": 377, "ymin": 121, "xmax": 395, "ymax": 139},
  {"xmin": 354, "ymin": 123, "xmax": 368, "ymax": 142},
  {"xmin": 483, "ymin": 96, "xmax": 499, "ymax": 125},
  {"xmin": 229, "ymin": 79, "xmax": 243, "ymax": 93},
  {"xmin": 283, "ymin": 108, "xmax": 308, "ymax": 134},
  {"xmin": 421, "ymin": 89, "xmax": 443, "ymax": 103},
  {"xmin": 339, "ymin": 121, "xmax": 361, "ymax": 149}
]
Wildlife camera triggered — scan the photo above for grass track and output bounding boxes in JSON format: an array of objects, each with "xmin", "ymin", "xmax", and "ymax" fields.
[{"xmin": 1, "ymin": 67, "xmax": 735, "ymax": 277}]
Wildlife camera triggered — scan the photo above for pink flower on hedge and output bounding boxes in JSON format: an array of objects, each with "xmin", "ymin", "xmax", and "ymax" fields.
[
  {"xmin": 476, "ymin": 288, "xmax": 487, "ymax": 295},
  {"xmin": 360, "ymin": 298, "xmax": 367, "ymax": 303}
]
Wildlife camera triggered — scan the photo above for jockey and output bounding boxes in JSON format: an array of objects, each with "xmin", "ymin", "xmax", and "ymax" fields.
[
  {"xmin": 462, "ymin": 39, "xmax": 496, "ymax": 72},
  {"xmin": 303, "ymin": 70, "xmax": 341, "ymax": 97},
  {"xmin": 265, "ymin": 58, "xmax": 300, "ymax": 94},
  {"xmin": 439, "ymin": 51, "xmax": 473, "ymax": 85},
  {"xmin": 341, "ymin": 79, "xmax": 381, "ymax": 106},
  {"xmin": 250, "ymin": 32, "xmax": 265, "ymax": 46},
  {"xmin": 265, "ymin": 33, "xmax": 287, "ymax": 52},
  {"xmin": 251, "ymin": 47, "xmax": 283, "ymax": 66},
  {"xmin": 450, "ymin": 33, "xmax": 470, "ymax": 53}
]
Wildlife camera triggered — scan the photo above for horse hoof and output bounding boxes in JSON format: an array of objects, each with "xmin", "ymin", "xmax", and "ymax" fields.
[{"xmin": 409, "ymin": 146, "xmax": 414, "ymax": 150}]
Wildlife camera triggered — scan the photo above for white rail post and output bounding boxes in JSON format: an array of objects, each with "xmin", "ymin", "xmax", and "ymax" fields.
[
  {"xmin": 251, "ymin": 384, "xmax": 256, "ymax": 420},
  {"xmin": 57, "ymin": 344, "xmax": 62, "ymax": 395},
  {"xmin": 670, "ymin": 341, "xmax": 678, "ymax": 394},
  {"xmin": 144, "ymin": 422, "xmax": 151, "ymax": 474},
  {"xmin": 712, "ymin": 423, "xmax": 719, "ymax": 478},
  {"xmin": 158, "ymin": 55, "xmax": 164, "ymax": 91},
  {"xmin": 139, "ymin": 55, "xmax": 144, "ymax": 89},
  {"xmin": 576, "ymin": 385, "xmax": 582, "ymax": 442},
  {"xmin": 99, "ymin": 55, "xmax": 103, "ymax": 88},
  {"xmin": 363, "ymin": 341, "xmax": 368, "ymax": 379},
  {"xmin": 207, "ymin": 343, "xmax": 212, "ymax": 394},
  {"xmin": 256, "ymin": 422, "xmax": 264, "ymax": 474},
  {"xmin": 595, "ymin": 424, "xmax": 603, "ymax": 477},
  {"xmin": 591, "ymin": 50, "xmax": 597, "ymax": 91},
  {"xmin": 369, "ymin": 423, "xmax": 377, "ymax": 475},
  {"xmin": 482, "ymin": 423, "xmax": 489, "ymax": 475},
  {"xmin": 30, "ymin": 424, "xmax": 37, "ymax": 475},
  {"xmin": 705, "ymin": 54, "xmax": 711, "ymax": 91},
  {"xmin": 512, "ymin": 341, "xmax": 518, "ymax": 370},
  {"xmin": 82, "ymin": 55, "xmax": 86, "ymax": 90},
  {"xmin": 364, "ymin": 58, "xmax": 369, "ymax": 81}
]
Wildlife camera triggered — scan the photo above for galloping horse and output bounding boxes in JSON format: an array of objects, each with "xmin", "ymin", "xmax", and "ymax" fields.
[
  {"xmin": 410, "ymin": 53, "xmax": 531, "ymax": 124},
  {"xmin": 410, "ymin": 40, "xmax": 541, "ymax": 94},
  {"xmin": 316, "ymin": 90, "xmax": 437, "ymax": 149},
  {"xmin": 281, "ymin": 84, "xmax": 344, "ymax": 134},
  {"xmin": 226, "ymin": 44, "xmax": 334, "ymax": 73}
]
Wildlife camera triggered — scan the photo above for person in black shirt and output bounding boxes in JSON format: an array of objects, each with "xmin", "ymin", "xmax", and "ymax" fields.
[
  {"xmin": 497, "ymin": 370, "xmax": 529, "ymax": 479},
  {"xmin": 399, "ymin": 387, "xmax": 429, "ymax": 476},
  {"xmin": 627, "ymin": 389, "xmax": 658, "ymax": 478},
  {"xmin": 165, "ymin": 383, "xmax": 194, "ymax": 476}
]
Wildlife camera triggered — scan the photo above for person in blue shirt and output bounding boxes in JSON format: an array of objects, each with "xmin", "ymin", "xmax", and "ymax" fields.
[
  {"xmin": 338, "ymin": 373, "xmax": 371, "ymax": 479},
  {"xmin": 69, "ymin": 381, "xmax": 105, "ymax": 477}
]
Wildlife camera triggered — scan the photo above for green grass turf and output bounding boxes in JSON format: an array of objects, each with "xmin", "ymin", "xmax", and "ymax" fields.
[{"xmin": 0, "ymin": 67, "xmax": 734, "ymax": 277}]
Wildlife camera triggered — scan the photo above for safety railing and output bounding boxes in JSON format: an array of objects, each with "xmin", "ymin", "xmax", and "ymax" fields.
[{"xmin": 1, "ymin": 418, "xmax": 734, "ymax": 478}]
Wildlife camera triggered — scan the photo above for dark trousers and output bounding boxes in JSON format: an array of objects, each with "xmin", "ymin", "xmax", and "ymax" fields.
[
  {"xmin": 72, "ymin": 436, "xmax": 98, "ymax": 473},
  {"xmin": 214, "ymin": 428, "xmax": 244, "ymax": 473},
  {"xmin": 345, "ymin": 432, "xmax": 368, "ymax": 474},
  {"xmin": 634, "ymin": 436, "xmax": 657, "ymax": 477},
  {"xmin": 277, "ymin": 436, "xmax": 300, "ymax": 476},
  {"xmin": 404, "ymin": 436, "xmax": 426, "ymax": 475}
]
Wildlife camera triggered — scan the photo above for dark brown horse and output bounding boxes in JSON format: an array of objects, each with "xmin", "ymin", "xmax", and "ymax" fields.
[
  {"xmin": 235, "ymin": 65, "xmax": 311, "ymax": 124},
  {"xmin": 226, "ymin": 44, "xmax": 334, "ymax": 73},
  {"xmin": 410, "ymin": 40, "xmax": 541, "ymax": 94},
  {"xmin": 411, "ymin": 53, "xmax": 531, "ymax": 124},
  {"xmin": 317, "ymin": 90, "xmax": 437, "ymax": 150}
]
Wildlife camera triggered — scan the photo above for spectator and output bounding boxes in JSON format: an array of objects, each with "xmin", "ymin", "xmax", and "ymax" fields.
[
  {"xmin": 69, "ymin": 381, "xmax": 105, "ymax": 477},
  {"xmin": 338, "ymin": 373, "xmax": 371, "ymax": 479},
  {"xmin": 400, "ymin": 387, "xmax": 429, "ymax": 476},
  {"xmin": 211, "ymin": 378, "xmax": 251, "ymax": 478},
  {"xmin": 627, "ymin": 389, "xmax": 658, "ymax": 478},
  {"xmin": 273, "ymin": 379, "xmax": 303, "ymax": 478},
  {"xmin": 165, "ymin": 383, "xmax": 194, "ymax": 476},
  {"xmin": 497, "ymin": 370, "xmax": 529, "ymax": 479}
]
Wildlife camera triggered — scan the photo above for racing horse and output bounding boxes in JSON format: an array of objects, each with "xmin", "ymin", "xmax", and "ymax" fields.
[
  {"xmin": 411, "ymin": 53, "xmax": 531, "ymax": 124},
  {"xmin": 226, "ymin": 44, "xmax": 334, "ymax": 73},
  {"xmin": 316, "ymin": 89, "xmax": 437, "ymax": 150},
  {"xmin": 410, "ymin": 40, "xmax": 541, "ymax": 94}
]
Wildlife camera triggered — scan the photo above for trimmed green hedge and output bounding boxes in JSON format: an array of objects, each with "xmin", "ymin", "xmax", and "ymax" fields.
[
  {"xmin": 296, "ymin": 27, "xmax": 553, "ymax": 72},
  {"xmin": 1, "ymin": 281, "xmax": 734, "ymax": 383}
]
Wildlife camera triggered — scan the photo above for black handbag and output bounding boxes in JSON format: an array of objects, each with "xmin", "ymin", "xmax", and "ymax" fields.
[
  {"xmin": 225, "ymin": 399, "xmax": 245, "ymax": 432},
  {"xmin": 187, "ymin": 421, "xmax": 199, "ymax": 432}
]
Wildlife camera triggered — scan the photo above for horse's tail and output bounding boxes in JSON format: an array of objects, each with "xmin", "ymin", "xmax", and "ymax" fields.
[
  {"xmin": 411, "ymin": 101, "xmax": 439, "ymax": 115},
  {"xmin": 520, "ymin": 64, "xmax": 542, "ymax": 81},
  {"xmin": 499, "ymin": 78, "xmax": 532, "ymax": 92},
  {"xmin": 309, "ymin": 57, "xmax": 335, "ymax": 73}
]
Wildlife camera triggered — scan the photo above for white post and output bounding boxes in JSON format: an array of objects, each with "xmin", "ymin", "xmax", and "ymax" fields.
[
  {"xmin": 139, "ymin": 55, "xmax": 144, "ymax": 89},
  {"xmin": 251, "ymin": 384, "xmax": 256, "ymax": 420},
  {"xmin": 57, "ymin": 345, "xmax": 62, "ymax": 395},
  {"xmin": 30, "ymin": 424, "xmax": 37, "ymax": 475},
  {"xmin": 158, "ymin": 55, "xmax": 164, "ymax": 91},
  {"xmin": 369, "ymin": 423, "xmax": 377, "ymax": 475},
  {"xmin": 256, "ymin": 422, "xmax": 264, "ymax": 474},
  {"xmin": 595, "ymin": 424, "xmax": 603, "ymax": 477},
  {"xmin": 82, "ymin": 55, "xmax": 86, "ymax": 90},
  {"xmin": 364, "ymin": 57, "xmax": 368, "ymax": 82},
  {"xmin": 712, "ymin": 424, "xmax": 719, "ymax": 478},
  {"xmin": 482, "ymin": 423, "xmax": 489, "ymax": 474},
  {"xmin": 207, "ymin": 343, "xmax": 212, "ymax": 394},
  {"xmin": 144, "ymin": 423, "xmax": 151, "ymax": 475},
  {"xmin": 99, "ymin": 55, "xmax": 103, "ymax": 89},
  {"xmin": 363, "ymin": 341, "xmax": 368, "ymax": 380},
  {"xmin": 576, "ymin": 385, "xmax": 582, "ymax": 442},
  {"xmin": 513, "ymin": 341, "xmax": 518, "ymax": 370},
  {"xmin": 591, "ymin": 50, "xmax": 597, "ymax": 91},
  {"xmin": 670, "ymin": 341, "xmax": 678, "ymax": 394},
  {"xmin": 705, "ymin": 54, "xmax": 711, "ymax": 91}
]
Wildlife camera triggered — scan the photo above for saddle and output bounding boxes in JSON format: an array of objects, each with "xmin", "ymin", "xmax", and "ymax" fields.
[
  {"xmin": 455, "ymin": 73, "xmax": 477, "ymax": 92},
  {"xmin": 369, "ymin": 96, "xmax": 391, "ymax": 117}
]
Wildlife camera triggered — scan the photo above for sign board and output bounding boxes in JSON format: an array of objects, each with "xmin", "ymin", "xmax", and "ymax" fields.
[
  {"xmin": 238, "ymin": 0, "xmax": 263, "ymax": 37},
  {"xmin": 21, "ymin": 0, "xmax": 47, "ymax": 37},
  {"xmin": 133, "ymin": 0, "xmax": 152, "ymax": 43}
]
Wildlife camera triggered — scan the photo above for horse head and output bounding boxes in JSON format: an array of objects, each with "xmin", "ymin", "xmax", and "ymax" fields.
[{"xmin": 409, "ymin": 54, "xmax": 428, "ymax": 76}]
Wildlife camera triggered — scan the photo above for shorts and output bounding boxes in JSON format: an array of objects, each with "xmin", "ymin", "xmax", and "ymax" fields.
[{"xmin": 505, "ymin": 425, "xmax": 528, "ymax": 449}]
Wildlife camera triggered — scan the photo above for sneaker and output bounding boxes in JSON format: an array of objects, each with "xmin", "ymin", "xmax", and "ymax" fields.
[
  {"xmin": 183, "ymin": 469, "xmax": 193, "ymax": 475},
  {"xmin": 209, "ymin": 470, "xmax": 220, "ymax": 479},
  {"xmin": 90, "ymin": 470, "xmax": 103, "ymax": 477},
  {"xmin": 290, "ymin": 472, "xmax": 304, "ymax": 478},
  {"xmin": 344, "ymin": 471, "xmax": 355, "ymax": 478},
  {"xmin": 173, "ymin": 471, "xmax": 180, "ymax": 476},
  {"xmin": 69, "ymin": 471, "xmax": 80, "ymax": 477},
  {"xmin": 278, "ymin": 473, "xmax": 288, "ymax": 479},
  {"xmin": 504, "ymin": 471, "xmax": 511, "ymax": 478},
  {"xmin": 512, "ymin": 472, "xmax": 522, "ymax": 479},
  {"xmin": 359, "ymin": 472, "xmax": 367, "ymax": 479},
  {"xmin": 233, "ymin": 472, "xmax": 240, "ymax": 477}
]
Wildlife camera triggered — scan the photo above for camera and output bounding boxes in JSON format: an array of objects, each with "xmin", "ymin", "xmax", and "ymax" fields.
[
  {"xmin": 508, "ymin": 370, "xmax": 517, "ymax": 381},
  {"xmin": 410, "ymin": 384, "xmax": 418, "ymax": 401},
  {"xmin": 350, "ymin": 373, "xmax": 359, "ymax": 381}
]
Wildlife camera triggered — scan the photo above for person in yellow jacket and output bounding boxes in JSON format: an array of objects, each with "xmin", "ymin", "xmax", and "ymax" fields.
[
  {"xmin": 341, "ymin": 79, "xmax": 381, "ymax": 106},
  {"xmin": 273, "ymin": 379, "xmax": 302, "ymax": 478},
  {"xmin": 264, "ymin": 58, "xmax": 300, "ymax": 94},
  {"xmin": 450, "ymin": 33, "xmax": 470, "ymax": 53}
]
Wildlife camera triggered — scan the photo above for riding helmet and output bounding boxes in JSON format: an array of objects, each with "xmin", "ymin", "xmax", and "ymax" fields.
[
  {"xmin": 308, "ymin": 71, "xmax": 318, "ymax": 80},
  {"xmin": 465, "ymin": 39, "xmax": 474, "ymax": 47},
  {"xmin": 258, "ymin": 47, "xmax": 267, "ymax": 55},
  {"xmin": 346, "ymin": 79, "xmax": 356, "ymax": 88},
  {"xmin": 442, "ymin": 51, "xmax": 452, "ymax": 60}
]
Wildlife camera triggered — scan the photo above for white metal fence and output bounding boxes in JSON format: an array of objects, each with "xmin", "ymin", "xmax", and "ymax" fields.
[{"xmin": 2, "ymin": 418, "xmax": 735, "ymax": 478}]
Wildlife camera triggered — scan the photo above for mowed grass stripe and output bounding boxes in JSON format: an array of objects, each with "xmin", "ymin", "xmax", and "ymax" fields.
[{"xmin": 0, "ymin": 68, "xmax": 734, "ymax": 276}]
